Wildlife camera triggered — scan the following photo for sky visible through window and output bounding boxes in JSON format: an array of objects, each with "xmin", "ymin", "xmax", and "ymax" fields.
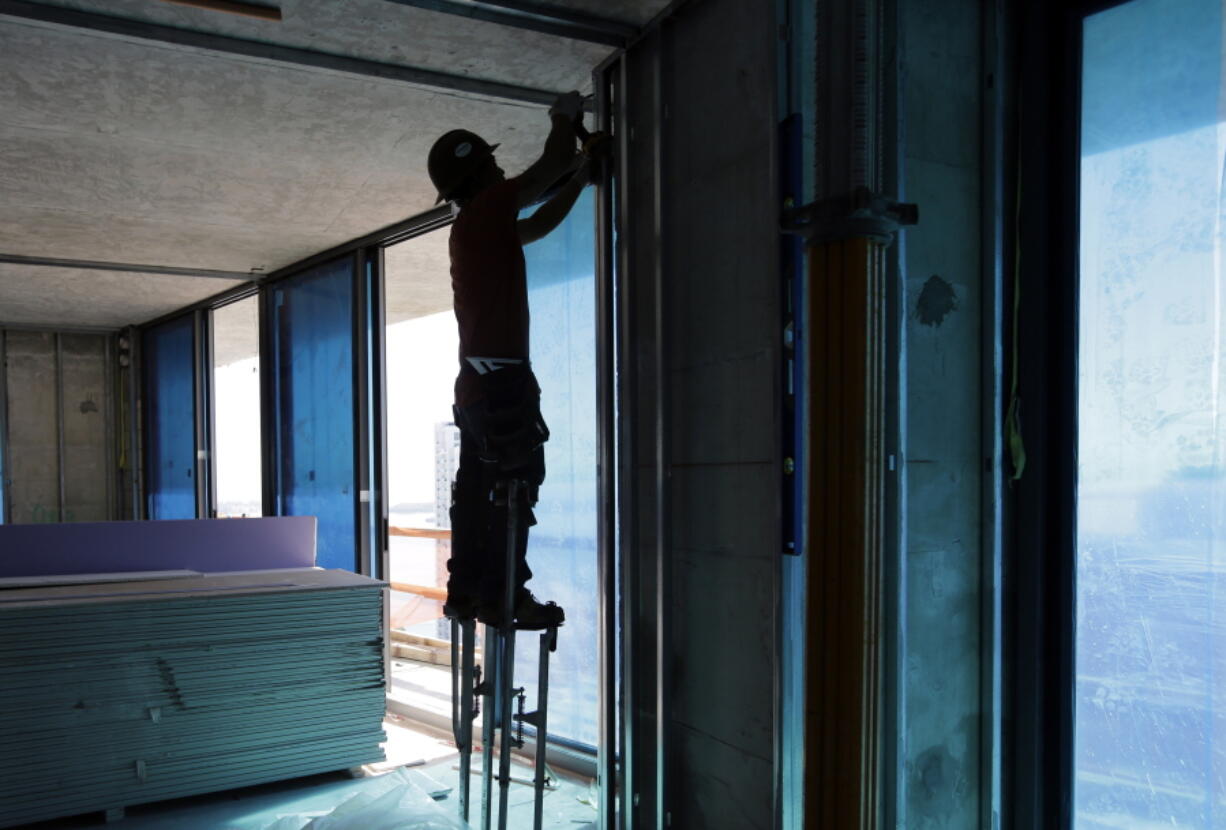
[{"xmin": 1076, "ymin": 1, "xmax": 1226, "ymax": 826}]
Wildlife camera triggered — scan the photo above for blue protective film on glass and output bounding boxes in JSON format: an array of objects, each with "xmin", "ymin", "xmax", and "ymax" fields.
[
  {"xmin": 1077, "ymin": 0, "xmax": 1226, "ymax": 826},
  {"xmin": 144, "ymin": 315, "xmax": 197, "ymax": 520},
  {"xmin": 516, "ymin": 187, "xmax": 598, "ymax": 748},
  {"xmin": 271, "ymin": 258, "xmax": 358, "ymax": 572}
]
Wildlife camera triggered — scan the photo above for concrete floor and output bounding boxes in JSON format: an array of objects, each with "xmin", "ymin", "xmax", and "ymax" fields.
[{"xmin": 23, "ymin": 717, "xmax": 598, "ymax": 830}]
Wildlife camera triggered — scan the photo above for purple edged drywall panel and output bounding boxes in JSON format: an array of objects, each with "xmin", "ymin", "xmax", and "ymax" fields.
[{"xmin": 0, "ymin": 517, "xmax": 317, "ymax": 578}]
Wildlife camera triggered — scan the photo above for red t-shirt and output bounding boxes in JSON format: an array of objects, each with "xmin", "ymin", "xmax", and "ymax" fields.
[{"xmin": 449, "ymin": 178, "xmax": 529, "ymax": 406}]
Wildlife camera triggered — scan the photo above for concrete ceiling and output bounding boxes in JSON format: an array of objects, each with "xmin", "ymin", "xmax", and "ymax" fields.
[
  {"xmin": 0, "ymin": 0, "xmax": 667, "ymax": 331},
  {"xmin": 384, "ymin": 227, "xmax": 452, "ymax": 325}
]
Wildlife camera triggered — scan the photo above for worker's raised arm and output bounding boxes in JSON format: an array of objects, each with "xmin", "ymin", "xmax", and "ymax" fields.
[
  {"xmin": 517, "ymin": 157, "xmax": 590, "ymax": 245},
  {"xmin": 514, "ymin": 92, "xmax": 583, "ymax": 208},
  {"xmin": 517, "ymin": 131, "xmax": 609, "ymax": 244}
]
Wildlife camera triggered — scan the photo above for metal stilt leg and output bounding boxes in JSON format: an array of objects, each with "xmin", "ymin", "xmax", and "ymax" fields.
[
  {"xmin": 495, "ymin": 479, "xmax": 521, "ymax": 830},
  {"xmin": 531, "ymin": 627, "xmax": 556, "ymax": 830},
  {"xmin": 449, "ymin": 618, "xmax": 461, "ymax": 798},
  {"xmin": 459, "ymin": 620, "xmax": 477, "ymax": 821},
  {"xmin": 480, "ymin": 622, "xmax": 497, "ymax": 830},
  {"xmin": 454, "ymin": 476, "xmax": 562, "ymax": 829},
  {"xmin": 450, "ymin": 616, "xmax": 479, "ymax": 823}
]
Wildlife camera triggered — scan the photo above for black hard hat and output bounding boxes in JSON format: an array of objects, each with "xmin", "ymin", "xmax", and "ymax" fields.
[{"xmin": 428, "ymin": 129, "xmax": 500, "ymax": 203}]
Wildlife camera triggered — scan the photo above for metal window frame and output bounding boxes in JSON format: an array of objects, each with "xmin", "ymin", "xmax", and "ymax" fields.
[
  {"xmin": 1004, "ymin": 1, "xmax": 1127, "ymax": 827},
  {"xmin": 377, "ymin": 0, "xmax": 636, "ymax": 47}
]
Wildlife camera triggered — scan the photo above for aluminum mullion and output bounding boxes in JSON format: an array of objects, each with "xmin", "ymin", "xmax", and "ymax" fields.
[
  {"xmin": 258, "ymin": 288, "xmax": 278, "ymax": 519},
  {"xmin": 368, "ymin": 246, "xmax": 391, "ymax": 690},
  {"xmin": 55, "ymin": 333, "xmax": 65, "ymax": 522},
  {"xmin": 614, "ymin": 52, "xmax": 636, "ymax": 830},
  {"xmin": 204, "ymin": 309, "xmax": 218, "ymax": 518},
  {"xmin": 371, "ymin": 247, "xmax": 390, "ymax": 585},
  {"xmin": 104, "ymin": 334, "xmax": 115, "ymax": 520},
  {"xmin": 352, "ymin": 250, "xmax": 373, "ymax": 578},
  {"xmin": 651, "ymin": 27, "xmax": 671, "ymax": 829},
  {"xmin": 0, "ymin": 331, "xmax": 8, "ymax": 525},
  {"xmin": 128, "ymin": 326, "xmax": 143, "ymax": 519},
  {"xmin": 594, "ymin": 57, "xmax": 619, "ymax": 830},
  {"xmin": 193, "ymin": 310, "xmax": 212, "ymax": 519}
]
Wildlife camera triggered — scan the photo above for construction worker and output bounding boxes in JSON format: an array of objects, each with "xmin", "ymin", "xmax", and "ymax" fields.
[{"xmin": 428, "ymin": 91, "xmax": 607, "ymax": 630}]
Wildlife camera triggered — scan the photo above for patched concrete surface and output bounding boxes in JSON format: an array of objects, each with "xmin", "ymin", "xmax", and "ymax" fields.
[{"xmin": 901, "ymin": 0, "xmax": 985, "ymax": 828}]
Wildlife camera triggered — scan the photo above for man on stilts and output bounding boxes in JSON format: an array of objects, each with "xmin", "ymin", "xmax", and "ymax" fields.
[{"xmin": 429, "ymin": 90, "xmax": 606, "ymax": 630}]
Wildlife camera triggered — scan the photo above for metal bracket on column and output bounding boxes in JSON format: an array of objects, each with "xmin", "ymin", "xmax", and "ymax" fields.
[{"xmin": 781, "ymin": 186, "xmax": 918, "ymax": 245}]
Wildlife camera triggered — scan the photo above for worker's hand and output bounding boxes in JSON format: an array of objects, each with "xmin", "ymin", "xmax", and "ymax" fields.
[
  {"xmin": 582, "ymin": 131, "xmax": 613, "ymax": 162},
  {"xmin": 549, "ymin": 91, "xmax": 583, "ymax": 122}
]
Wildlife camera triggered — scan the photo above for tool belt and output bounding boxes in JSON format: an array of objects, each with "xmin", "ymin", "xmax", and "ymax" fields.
[{"xmin": 455, "ymin": 360, "xmax": 549, "ymax": 474}]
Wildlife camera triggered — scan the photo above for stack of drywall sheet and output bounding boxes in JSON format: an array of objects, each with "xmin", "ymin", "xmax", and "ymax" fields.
[{"xmin": 0, "ymin": 568, "xmax": 386, "ymax": 829}]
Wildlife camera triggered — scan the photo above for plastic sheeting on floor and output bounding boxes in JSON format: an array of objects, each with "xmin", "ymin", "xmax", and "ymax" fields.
[
  {"xmin": 0, "ymin": 568, "xmax": 387, "ymax": 829},
  {"xmin": 261, "ymin": 768, "xmax": 466, "ymax": 830}
]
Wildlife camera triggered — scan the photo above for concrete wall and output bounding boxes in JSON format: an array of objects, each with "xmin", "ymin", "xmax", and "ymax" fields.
[
  {"xmin": 620, "ymin": 0, "xmax": 780, "ymax": 826},
  {"xmin": 899, "ymin": 1, "xmax": 988, "ymax": 827},
  {"xmin": 2, "ymin": 329, "xmax": 114, "ymax": 524}
]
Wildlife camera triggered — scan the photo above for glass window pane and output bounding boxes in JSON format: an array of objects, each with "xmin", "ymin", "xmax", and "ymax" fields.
[
  {"xmin": 515, "ymin": 186, "xmax": 598, "ymax": 748},
  {"xmin": 384, "ymin": 225, "xmax": 457, "ymax": 639},
  {"xmin": 382, "ymin": 190, "xmax": 599, "ymax": 749},
  {"xmin": 1077, "ymin": 1, "xmax": 1226, "ymax": 825},
  {"xmin": 143, "ymin": 315, "xmax": 197, "ymax": 520},
  {"xmin": 270, "ymin": 258, "xmax": 357, "ymax": 572},
  {"xmin": 213, "ymin": 297, "xmax": 263, "ymax": 518}
]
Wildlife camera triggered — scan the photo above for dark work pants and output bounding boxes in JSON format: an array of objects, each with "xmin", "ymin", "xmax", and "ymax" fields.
[{"xmin": 446, "ymin": 367, "xmax": 546, "ymax": 602}]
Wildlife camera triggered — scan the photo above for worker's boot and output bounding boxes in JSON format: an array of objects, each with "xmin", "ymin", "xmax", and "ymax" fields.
[
  {"xmin": 443, "ymin": 590, "xmax": 485, "ymax": 621},
  {"xmin": 510, "ymin": 589, "xmax": 564, "ymax": 630}
]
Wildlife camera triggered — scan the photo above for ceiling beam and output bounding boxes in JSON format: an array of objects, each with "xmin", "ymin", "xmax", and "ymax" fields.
[
  {"xmin": 158, "ymin": 0, "xmax": 282, "ymax": 22},
  {"xmin": 0, "ymin": 253, "xmax": 255, "ymax": 281},
  {"xmin": 0, "ymin": 0, "xmax": 561, "ymax": 106},
  {"xmin": 379, "ymin": 0, "xmax": 636, "ymax": 46}
]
